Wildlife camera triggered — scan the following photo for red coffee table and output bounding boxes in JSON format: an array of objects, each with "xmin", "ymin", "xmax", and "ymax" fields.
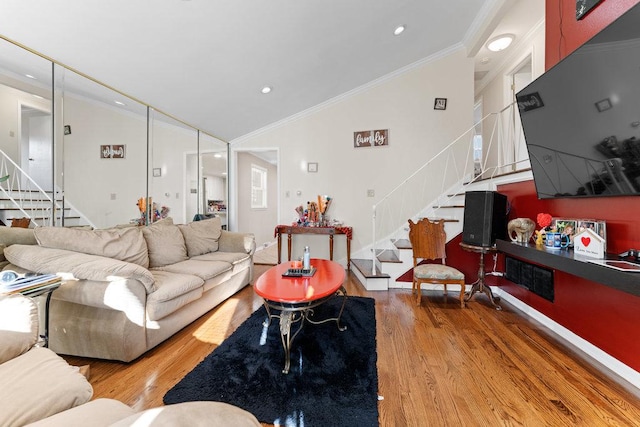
[{"xmin": 254, "ymin": 258, "xmax": 347, "ymax": 373}]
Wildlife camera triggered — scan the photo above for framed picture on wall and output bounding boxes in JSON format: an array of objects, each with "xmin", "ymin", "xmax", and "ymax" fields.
[
  {"xmin": 576, "ymin": 0, "xmax": 604, "ymax": 20},
  {"xmin": 434, "ymin": 98, "xmax": 447, "ymax": 110}
]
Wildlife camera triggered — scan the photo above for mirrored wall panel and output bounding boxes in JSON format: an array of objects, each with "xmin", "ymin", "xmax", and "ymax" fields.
[{"xmin": 0, "ymin": 37, "xmax": 229, "ymax": 230}]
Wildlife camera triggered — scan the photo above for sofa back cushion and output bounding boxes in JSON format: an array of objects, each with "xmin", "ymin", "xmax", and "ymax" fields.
[
  {"xmin": 142, "ymin": 222, "xmax": 188, "ymax": 268},
  {"xmin": 177, "ymin": 217, "xmax": 223, "ymax": 257},
  {"xmin": 34, "ymin": 227, "xmax": 149, "ymax": 268}
]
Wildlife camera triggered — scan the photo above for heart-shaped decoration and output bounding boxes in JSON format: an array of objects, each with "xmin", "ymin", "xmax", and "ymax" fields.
[{"xmin": 581, "ymin": 236, "xmax": 591, "ymax": 247}]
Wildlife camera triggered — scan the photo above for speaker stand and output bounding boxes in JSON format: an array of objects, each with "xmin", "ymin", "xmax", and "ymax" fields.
[{"xmin": 460, "ymin": 242, "xmax": 502, "ymax": 310}]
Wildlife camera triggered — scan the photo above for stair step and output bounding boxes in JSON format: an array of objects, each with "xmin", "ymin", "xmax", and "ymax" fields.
[
  {"xmin": 351, "ymin": 259, "xmax": 390, "ymax": 279},
  {"xmin": 393, "ymin": 238, "xmax": 412, "ymax": 250},
  {"xmin": 376, "ymin": 249, "xmax": 402, "ymax": 263}
]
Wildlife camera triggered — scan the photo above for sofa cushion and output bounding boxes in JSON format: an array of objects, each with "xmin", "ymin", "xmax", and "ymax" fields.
[
  {"xmin": 109, "ymin": 401, "xmax": 261, "ymax": 427},
  {"xmin": 0, "ymin": 226, "xmax": 37, "ymax": 263},
  {"xmin": 177, "ymin": 217, "xmax": 222, "ymax": 257},
  {"xmin": 34, "ymin": 227, "xmax": 149, "ymax": 268},
  {"xmin": 149, "ymin": 271, "xmax": 204, "ymax": 303},
  {"xmin": 26, "ymin": 398, "xmax": 135, "ymax": 427},
  {"xmin": 5, "ymin": 245, "xmax": 156, "ymax": 294},
  {"xmin": 142, "ymin": 223, "xmax": 188, "ymax": 268},
  {"xmin": 147, "ymin": 271, "xmax": 204, "ymax": 320},
  {"xmin": 0, "ymin": 294, "xmax": 38, "ymax": 364},
  {"xmin": 191, "ymin": 251, "xmax": 251, "ymax": 265},
  {"xmin": 153, "ymin": 259, "xmax": 232, "ymax": 282},
  {"xmin": 0, "ymin": 347, "xmax": 92, "ymax": 426}
]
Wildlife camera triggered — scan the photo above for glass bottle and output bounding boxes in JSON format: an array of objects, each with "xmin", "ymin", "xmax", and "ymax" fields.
[{"xmin": 303, "ymin": 246, "xmax": 310, "ymax": 270}]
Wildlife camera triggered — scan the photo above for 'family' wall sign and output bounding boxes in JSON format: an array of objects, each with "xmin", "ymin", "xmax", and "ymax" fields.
[
  {"xmin": 354, "ymin": 129, "xmax": 388, "ymax": 148},
  {"xmin": 100, "ymin": 144, "xmax": 126, "ymax": 159}
]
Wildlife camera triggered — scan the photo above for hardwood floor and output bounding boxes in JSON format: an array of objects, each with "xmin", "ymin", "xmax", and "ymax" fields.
[{"xmin": 63, "ymin": 264, "xmax": 640, "ymax": 426}]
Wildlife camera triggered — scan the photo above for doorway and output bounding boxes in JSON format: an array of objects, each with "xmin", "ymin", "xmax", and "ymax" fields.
[
  {"xmin": 20, "ymin": 104, "xmax": 52, "ymax": 191},
  {"xmin": 231, "ymin": 148, "xmax": 279, "ymax": 248}
]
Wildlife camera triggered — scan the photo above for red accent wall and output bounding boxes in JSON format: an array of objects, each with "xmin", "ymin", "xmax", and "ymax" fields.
[
  {"xmin": 496, "ymin": 180, "xmax": 640, "ymax": 371},
  {"xmin": 545, "ymin": 0, "xmax": 640, "ymax": 69},
  {"xmin": 452, "ymin": 2, "xmax": 640, "ymax": 371}
]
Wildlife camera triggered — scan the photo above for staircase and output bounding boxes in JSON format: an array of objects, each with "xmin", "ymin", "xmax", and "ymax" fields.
[
  {"xmin": 0, "ymin": 150, "xmax": 91, "ymax": 228},
  {"xmin": 350, "ymin": 169, "xmax": 532, "ymax": 291},
  {"xmin": 0, "ymin": 190, "xmax": 83, "ymax": 227}
]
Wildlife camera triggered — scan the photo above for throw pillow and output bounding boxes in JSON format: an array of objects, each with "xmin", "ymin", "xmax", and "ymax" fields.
[
  {"xmin": 34, "ymin": 227, "xmax": 150, "ymax": 268},
  {"xmin": 141, "ymin": 223, "xmax": 188, "ymax": 268},
  {"xmin": 177, "ymin": 217, "xmax": 222, "ymax": 257}
]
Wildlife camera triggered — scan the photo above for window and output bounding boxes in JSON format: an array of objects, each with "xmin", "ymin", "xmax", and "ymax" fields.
[{"xmin": 251, "ymin": 164, "xmax": 267, "ymax": 209}]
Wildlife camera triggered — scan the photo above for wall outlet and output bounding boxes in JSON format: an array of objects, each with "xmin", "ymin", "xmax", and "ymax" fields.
[{"xmin": 367, "ymin": 189, "xmax": 375, "ymax": 197}]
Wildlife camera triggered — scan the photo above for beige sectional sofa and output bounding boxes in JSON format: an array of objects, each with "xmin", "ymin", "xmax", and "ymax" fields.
[
  {"xmin": 1, "ymin": 217, "xmax": 255, "ymax": 362},
  {"xmin": 0, "ymin": 293, "xmax": 261, "ymax": 426}
]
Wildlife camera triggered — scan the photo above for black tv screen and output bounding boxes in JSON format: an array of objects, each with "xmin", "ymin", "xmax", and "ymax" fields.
[{"xmin": 517, "ymin": 3, "xmax": 640, "ymax": 199}]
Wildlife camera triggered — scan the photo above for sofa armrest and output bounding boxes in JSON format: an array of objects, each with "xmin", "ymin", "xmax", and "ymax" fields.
[
  {"xmin": 0, "ymin": 294, "xmax": 38, "ymax": 364},
  {"xmin": 218, "ymin": 230, "xmax": 256, "ymax": 256},
  {"xmin": 5, "ymin": 245, "xmax": 156, "ymax": 293}
]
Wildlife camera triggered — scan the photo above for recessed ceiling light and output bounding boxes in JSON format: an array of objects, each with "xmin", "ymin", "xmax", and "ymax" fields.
[
  {"xmin": 114, "ymin": 100, "xmax": 126, "ymax": 106},
  {"xmin": 261, "ymin": 86, "xmax": 272, "ymax": 94},
  {"xmin": 393, "ymin": 25, "xmax": 406, "ymax": 36},
  {"xmin": 486, "ymin": 34, "xmax": 514, "ymax": 52},
  {"xmin": 25, "ymin": 74, "xmax": 36, "ymax": 79}
]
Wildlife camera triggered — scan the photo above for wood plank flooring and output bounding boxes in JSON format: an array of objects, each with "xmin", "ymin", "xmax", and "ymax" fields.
[{"xmin": 63, "ymin": 265, "xmax": 640, "ymax": 426}]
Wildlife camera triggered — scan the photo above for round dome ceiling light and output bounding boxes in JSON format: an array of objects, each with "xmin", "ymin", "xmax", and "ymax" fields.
[
  {"xmin": 261, "ymin": 86, "xmax": 272, "ymax": 94},
  {"xmin": 486, "ymin": 34, "xmax": 515, "ymax": 52},
  {"xmin": 393, "ymin": 25, "xmax": 406, "ymax": 36}
]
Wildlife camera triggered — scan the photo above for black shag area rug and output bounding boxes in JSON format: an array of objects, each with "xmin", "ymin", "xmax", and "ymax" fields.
[{"xmin": 164, "ymin": 296, "xmax": 379, "ymax": 426}]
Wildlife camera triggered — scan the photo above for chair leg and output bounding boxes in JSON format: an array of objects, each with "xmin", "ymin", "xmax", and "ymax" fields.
[
  {"xmin": 416, "ymin": 282, "xmax": 422, "ymax": 306},
  {"xmin": 459, "ymin": 282, "xmax": 466, "ymax": 308}
]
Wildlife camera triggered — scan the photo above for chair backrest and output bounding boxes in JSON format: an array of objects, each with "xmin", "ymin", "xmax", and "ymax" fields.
[{"xmin": 408, "ymin": 218, "xmax": 447, "ymax": 262}]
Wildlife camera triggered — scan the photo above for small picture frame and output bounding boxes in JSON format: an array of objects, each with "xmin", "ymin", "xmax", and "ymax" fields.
[
  {"xmin": 552, "ymin": 218, "xmax": 577, "ymax": 246},
  {"xmin": 153, "ymin": 168, "xmax": 162, "ymax": 177},
  {"xmin": 595, "ymin": 98, "xmax": 612, "ymax": 112},
  {"xmin": 307, "ymin": 162, "xmax": 318, "ymax": 173},
  {"xmin": 434, "ymin": 98, "xmax": 447, "ymax": 110}
]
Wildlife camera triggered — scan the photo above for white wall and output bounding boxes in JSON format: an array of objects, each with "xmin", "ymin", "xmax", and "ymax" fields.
[
  {"xmin": 231, "ymin": 48, "xmax": 475, "ymax": 263},
  {"xmin": 476, "ymin": 18, "xmax": 546, "ymax": 171}
]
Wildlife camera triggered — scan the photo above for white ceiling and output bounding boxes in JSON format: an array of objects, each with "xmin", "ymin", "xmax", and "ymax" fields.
[{"xmin": 0, "ymin": 0, "xmax": 543, "ymax": 142}]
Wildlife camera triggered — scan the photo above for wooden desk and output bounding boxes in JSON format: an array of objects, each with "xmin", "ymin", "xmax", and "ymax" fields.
[{"xmin": 274, "ymin": 225, "xmax": 352, "ymax": 270}]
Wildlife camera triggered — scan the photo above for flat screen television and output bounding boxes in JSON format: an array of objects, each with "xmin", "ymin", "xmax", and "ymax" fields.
[{"xmin": 516, "ymin": 3, "xmax": 640, "ymax": 199}]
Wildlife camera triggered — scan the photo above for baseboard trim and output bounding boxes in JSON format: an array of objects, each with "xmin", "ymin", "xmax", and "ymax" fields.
[{"xmin": 494, "ymin": 287, "xmax": 640, "ymax": 393}]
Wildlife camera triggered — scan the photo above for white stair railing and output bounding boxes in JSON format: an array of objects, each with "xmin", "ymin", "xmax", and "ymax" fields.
[
  {"xmin": 0, "ymin": 149, "xmax": 57, "ymax": 226},
  {"xmin": 370, "ymin": 103, "xmax": 528, "ymax": 274},
  {"xmin": 0, "ymin": 148, "xmax": 85, "ymax": 227}
]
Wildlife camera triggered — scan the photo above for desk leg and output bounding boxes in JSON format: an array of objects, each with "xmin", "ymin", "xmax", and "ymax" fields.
[
  {"xmin": 277, "ymin": 232, "xmax": 282, "ymax": 264},
  {"xmin": 347, "ymin": 239, "xmax": 351, "ymax": 270},
  {"xmin": 329, "ymin": 234, "xmax": 334, "ymax": 260},
  {"xmin": 464, "ymin": 252, "xmax": 502, "ymax": 310},
  {"xmin": 287, "ymin": 233, "xmax": 292, "ymax": 261}
]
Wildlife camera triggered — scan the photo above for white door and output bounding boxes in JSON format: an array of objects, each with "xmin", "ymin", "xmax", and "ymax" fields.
[{"xmin": 22, "ymin": 106, "xmax": 53, "ymax": 191}]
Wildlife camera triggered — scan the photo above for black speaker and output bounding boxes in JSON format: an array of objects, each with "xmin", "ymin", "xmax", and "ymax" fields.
[{"xmin": 462, "ymin": 191, "xmax": 508, "ymax": 247}]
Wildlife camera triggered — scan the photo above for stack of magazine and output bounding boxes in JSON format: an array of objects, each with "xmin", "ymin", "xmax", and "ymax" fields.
[{"xmin": 0, "ymin": 271, "xmax": 61, "ymax": 296}]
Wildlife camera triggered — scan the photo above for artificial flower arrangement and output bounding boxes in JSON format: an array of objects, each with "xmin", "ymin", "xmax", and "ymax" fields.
[
  {"xmin": 534, "ymin": 212, "xmax": 553, "ymax": 246},
  {"xmin": 136, "ymin": 197, "xmax": 170, "ymax": 225},
  {"xmin": 294, "ymin": 195, "xmax": 332, "ymax": 226}
]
